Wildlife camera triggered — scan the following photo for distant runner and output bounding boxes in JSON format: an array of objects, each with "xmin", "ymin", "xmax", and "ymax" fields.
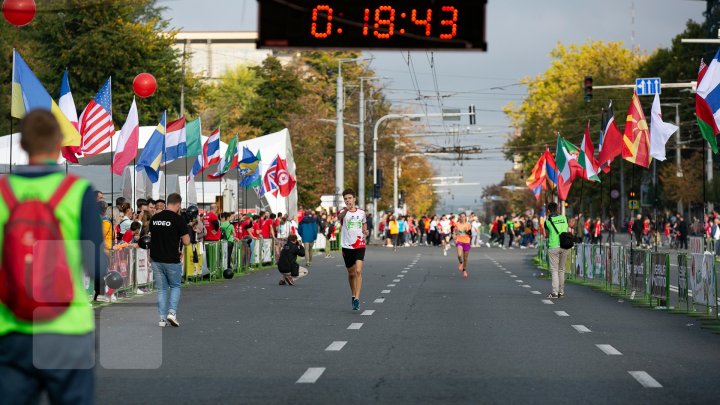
[
  {"xmin": 338, "ymin": 189, "xmax": 368, "ymax": 311},
  {"xmin": 454, "ymin": 212, "xmax": 471, "ymax": 279}
]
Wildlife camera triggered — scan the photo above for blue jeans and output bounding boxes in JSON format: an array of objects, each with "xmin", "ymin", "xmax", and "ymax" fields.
[{"xmin": 152, "ymin": 261, "xmax": 182, "ymax": 320}]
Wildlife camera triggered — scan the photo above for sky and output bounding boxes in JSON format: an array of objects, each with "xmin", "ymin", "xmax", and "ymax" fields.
[{"xmin": 160, "ymin": 0, "xmax": 707, "ymax": 212}]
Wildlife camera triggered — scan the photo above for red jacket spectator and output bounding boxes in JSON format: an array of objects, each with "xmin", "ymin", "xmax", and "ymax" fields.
[{"xmin": 204, "ymin": 211, "xmax": 221, "ymax": 241}]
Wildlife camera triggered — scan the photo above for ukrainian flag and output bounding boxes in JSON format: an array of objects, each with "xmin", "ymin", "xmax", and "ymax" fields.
[
  {"xmin": 11, "ymin": 49, "xmax": 81, "ymax": 147},
  {"xmin": 136, "ymin": 111, "xmax": 166, "ymax": 183}
]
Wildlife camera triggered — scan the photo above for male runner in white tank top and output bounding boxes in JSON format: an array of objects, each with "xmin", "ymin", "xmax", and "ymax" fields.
[{"xmin": 338, "ymin": 188, "xmax": 368, "ymax": 311}]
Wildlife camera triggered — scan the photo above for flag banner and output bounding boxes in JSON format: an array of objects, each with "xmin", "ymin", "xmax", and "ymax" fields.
[
  {"xmin": 525, "ymin": 152, "xmax": 547, "ymax": 191},
  {"xmin": 579, "ymin": 121, "xmax": 600, "ymax": 181},
  {"xmin": 58, "ymin": 70, "xmax": 80, "ymax": 163},
  {"xmin": 597, "ymin": 101, "xmax": 623, "ymax": 172},
  {"xmin": 185, "ymin": 118, "xmax": 202, "ymax": 158},
  {"xmin": 275, "ymin": 157, "xmax": 296, "ymax": 197},
  {"xmin": 622, "ymin": 91, "xmax": 651, "ymax": 167},
  {"xmin": 261, "ymin": 155, "xmax": 279, "ymax": 197},
  {"xmin": 11, "ymin": 50, "xmax": 81, "ymax": 147},
  {"xmin": 649, "ymin": 93, "xmax": 679, "ymax": 161},
  {"xmin": 205, "ymin": 129, "xmax": 221, "ymax": 168},
  {"xmin": 136, "ymin": 111, "xmax": 166, "ymax": 183},
  {"xmin": 208, "ymin": 136, "xmax": 238, "ymax": 179},
  {"xmin": 241, "ymin": 150, "xmax": 263, "ymax": 189},
  {"xmin": 79, "ymin": 78, "xmax": 114, "ymax": 156},
  {"xmin": 238, "ymin": 146, "xmax": 260, "ymax": 175},
  {"xmin": 695, "ymin": 56, "xmax": 720, "ymax": 154},
  {"xmin": 112, "ymin": 99, "xmax": 139, "ymax": 176},
  {"xmin": 544, "ymin": 148, "xmax": 559, "ymax": 188},
  {"xmin": 164, "ymin": 117, "xmax": 187, "ymax": 163}
]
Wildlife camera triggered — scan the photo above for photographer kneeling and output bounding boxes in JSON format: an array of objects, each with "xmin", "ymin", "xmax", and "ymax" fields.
[{"xmin": 277, "ymin": 234, "xmax": 308, "ymax": 286}]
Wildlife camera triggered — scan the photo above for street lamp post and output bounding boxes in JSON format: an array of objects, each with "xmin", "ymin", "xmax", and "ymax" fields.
[
  {"xmin": 335, "ymin": 57, "xmax": 364, "ymax": 208},
  {"xmin": 358, "ymin": 76, "xmax": 386, "ymax": 209}
]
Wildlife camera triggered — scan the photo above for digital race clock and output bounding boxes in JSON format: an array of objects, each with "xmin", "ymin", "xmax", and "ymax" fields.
[{"xmin": 257, "ymin": 0, "xmax": 487, "ymax": 50}]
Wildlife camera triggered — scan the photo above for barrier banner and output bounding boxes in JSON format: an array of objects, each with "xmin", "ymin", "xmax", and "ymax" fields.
[
  {"xmin": 575, "ymin": 244, "xmax": 585, "ymax": 278},
  {"xmin": 610, "ymin": 246, "xmax": 622, "ymax": 286},
  {"xmin": 650, "ymin": 253, "xmax": 668, "ymax": 300},
  {"xmin": 705, "ymin": 252, "xmax": 716, "ymax": 306},
  {"xmin": 112, "ymin": 248, "xmax": 133, "ymax": 289},
  {"xmin": 689, "ymin": 237, "xmax": 705, "ymax": 254},
  {"xmin": 678, "ymin": 254, "xmax": 688, "ymax": 303},
  {"xmin": 593, "ymin": 245, "xmax": 605, "ymax": 280},
  {"xmin": 583, "ymin": 244, "xmax": 592, "ymax": 279},
  {"xmin": 136, "ymin": 248, "xmax": 151, "ymax": 285},
  {"xmin": 690, "ymin": 253, "xmax": 706, "ymax": 305},
  {"xmin": 628, "ymin": 250, "xmax": 645, "ymax": 292}
]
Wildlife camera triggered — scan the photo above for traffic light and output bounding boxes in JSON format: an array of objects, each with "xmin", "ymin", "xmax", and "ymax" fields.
[
  {"xmin": 376, "ymin": 169, "xmax": 384, "ymax": 188},
  {"xmin": 373, "ymin": 184, "xmax": 381, "ymax": 199},
  {"xmin": 629, "ymin": 190, "xmax": 636, "ymax": 199},
  {"xmin": 468, "ymin": 105, "xmax": 476, "ymax": 125},
  {"xmin": 583, "ymin": 76, "xmax": 593, "ymax": 103}
]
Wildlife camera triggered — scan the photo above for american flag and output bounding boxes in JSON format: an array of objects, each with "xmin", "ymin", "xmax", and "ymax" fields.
[{"xmin": 79, "ymin": 78, "xmax": 114, "ymax": 156}]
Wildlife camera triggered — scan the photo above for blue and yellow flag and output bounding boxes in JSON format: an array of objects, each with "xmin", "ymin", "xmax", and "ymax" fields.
[
  {"xmin": 136, "ymin": 111, "xmax": 166, "ymax": 183},
  {"xmin": 11, "ymin": 49, "xmax": 81, "ymax": 147}
]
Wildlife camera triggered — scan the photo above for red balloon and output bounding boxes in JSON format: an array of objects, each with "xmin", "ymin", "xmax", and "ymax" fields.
[
  {"xmin": 133, "ymin": 73, "xmax": 157, "ymax": 98},
  {"xmin": 2, "ymin": 0, "xmax": 36, "ymax": 27}
]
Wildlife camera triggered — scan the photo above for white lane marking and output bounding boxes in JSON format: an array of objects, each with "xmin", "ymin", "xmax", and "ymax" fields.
[
  {"xmin": 596, "ymin": 344, "xmax": 622, "ymax": 355},
  {"xmin": 325, "ymin": 341, "xmax": 347, "ymax": 351},
  {"xmin": 398, "ymin": 275, "xmax": 405, "ymax": 278},
  {"xmin": 393, "ymin": 279, "xmax": 401, "ymax": 282},
  {"xmin": 541, "ymin": 299, "xmax": 555, "ymax": 305},
  {"xmin": 531, "ymin": 291, "xmax": 542, "ymax": 295},
  {"xmin": 510, "ymin": 275, "xmax": 517, "ymax": 278},
  {"xmin": 361, "ymin": 310, "xmax": 375, "ymax": 316},
  {"xmin": 520, "ymin": 285, "xmax": 531, "ymax": 288},
  {"xmin": 347, "ymin": 323, "xmax": 363, "ymax": 330},
  {"xmin": 571, "ymin": 325, "xmax": 591, "ymax": 333},
  {"xmin": 297, "ymin": 367, "xmax": 326, "ymax": 383},
  {"xmin": 555, "ymin": 311, "xmax": 569, "ymax": 317},
  {"xmin": 401, "ymin": 270, "xmax": 408, "ymax": 273},
  {"xmin": 374, "ymin": 298, "xmax": 385, "ymax": 303},
  {"xmin": 505, "ymin": 271, "xmax": 512, "ymax": 274},
  {"xmin": 387, "ymin": 284, "xmax": 396, "ymax": 287},
  {"xmin": 515, "ymin": 280, "xmax": 523, "ymax": 283},
  {"xmin": 628, "ymin": 371, "xmax": 663, "ymax": 388},
  {"xmin": 381, "ymin": 290, "xmax": 391, "ymax": 294}
]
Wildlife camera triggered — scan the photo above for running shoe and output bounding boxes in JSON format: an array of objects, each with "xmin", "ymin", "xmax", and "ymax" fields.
[
  {"xmin": 158, "ymin": 319, "xmax": 167, "ymax": 327},
  {"xmin": 285, "ymin": 274, "xmax": 295, "ymax": 286},
  {"xmin": 546, "ymin": 293, "xmax": 559, "ymax": 299},
  {"xmin": 279, "ymin": 279, "xmax": 286, "ymax": 285},
  {"xmin": 167, "ymin": 313, "xmax": 180, "ymax": 327},
  {"xmin": 558, "ymin": 292, "xmax": 565, "ymax": 298},
  {"xmin": 443, "ymin": 250, "xmax": 447, "ymax": 256},
  {"xmin": 352, "ymin": 298, "xmax": 360, "ymax": 311},
  {"xmin": 463, "ymin": 270, "xmax": 468, "ymax": 278},
  {"xmin": 458, "ymin": 263, "xmax": 463, "ymax": 271}
]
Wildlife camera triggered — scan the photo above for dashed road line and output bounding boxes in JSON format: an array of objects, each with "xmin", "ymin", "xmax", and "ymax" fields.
[
  {"xmin": 397, "ymin": 275, "xmax": 405, "ymax": 278},
  {"xmin": 515, "ymin": 280, "xmax": 523, "ymax": 283},
  {"xmin": 520, "ymin": 285, "xmax": 531, "ymax": 288},
  {"xmin": 401, "ymin": 270, "xmax": 408, "ymax": 273},
  {"xmin": 297, "ymin": 367, "xmax": 326, "ymax": 383},
  {"xmin": 571, "ymin": 325, "xmax": 591, "ymax": 333},
  {"xmin": 325, "ymin": 341, "xmax": 347, "ymax": 351},
  {"xmin": 374, "ymin": 298, "xmax": 385, "ymax": 303},
  {"xmin": 596, "ymin": 344, "xmax": 622, "ymax": 355},
  {"xmin": 554, "ymin": 311, "xmax": 569, "ymax": 317},
  {"xmin": 361, "ymin": 310, "xmax": 375, "ymax": 316},
  {"xmin": 510, "ymin": 275, "xmax": 517, "ymax": 278},
  {"xmin": 393, "ymin": 279, "xmax": 400, "ymax": 282},
  {"xmin": 347, "ymin": 323, "xmax": 363, "ymax": 330},
  {"xmin": 381, "ymin": 290, "xmax": 391, "ymax": 294},
  {"xmin": 531, "ymin": 291, "xmax": 542, "ymax": 295},
  {"xmin": 387, "ymin": 284, "xmax": 396, "ymax": 287},
  {"xmin": 628, "ymin": 371, "xmax": 662, "ymax": 388},
  {"xmin": 541, "ymin": 299, "xmax": 555, "ymax": 305}
]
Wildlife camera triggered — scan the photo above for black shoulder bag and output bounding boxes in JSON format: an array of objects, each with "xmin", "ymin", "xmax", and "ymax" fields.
[{"xmin": 548, "ymin": 216, "xmax": 575, "ymax": 250}]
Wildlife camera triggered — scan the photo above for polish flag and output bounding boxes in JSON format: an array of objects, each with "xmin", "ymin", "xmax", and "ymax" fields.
[{"xmin": 112, "ymin": 99, "xmax": 139, "ymax": 176}]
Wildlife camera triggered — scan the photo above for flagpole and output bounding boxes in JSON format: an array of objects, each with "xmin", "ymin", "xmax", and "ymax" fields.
[
  {"xmin": 110, "ymin": 131, "xmax": 115, "ymax": 247},
  {"xmin": 8, "ymin": 117, "xmax": 12, "ymax": 174}
]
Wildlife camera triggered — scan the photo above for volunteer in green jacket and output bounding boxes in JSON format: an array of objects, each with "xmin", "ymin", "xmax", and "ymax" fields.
[
  {"xmin": 543, "ymin": 202, "xmax": 569, "ymax": 299},
  {"xmin": 0, "ymin": 110, "xmax": 107, "ymax": 404},
  {"xmin": 220, "ymin": 212, "xmax": 236, "ymax": 269}
]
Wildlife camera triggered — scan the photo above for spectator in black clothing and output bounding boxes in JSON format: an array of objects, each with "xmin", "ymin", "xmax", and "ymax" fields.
[
  {"xmin": 277, "ymin": 234, "xmax": 308, "ymax": 285},
  {"xmin": 678, "ymin": 215, "xmax": 689, "ymax": 249},
  {"xmin": 632, "ymin": 214, "xmax": 644, "ymax": 247}
]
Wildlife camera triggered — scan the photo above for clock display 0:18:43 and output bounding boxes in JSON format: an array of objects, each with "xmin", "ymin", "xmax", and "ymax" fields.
[{"xmin": 310, "ymin": 5, "xmax": 459, "ymax": 40}]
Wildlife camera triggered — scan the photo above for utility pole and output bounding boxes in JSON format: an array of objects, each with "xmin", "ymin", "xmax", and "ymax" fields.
[
  {"xmin": 335, "ymin": 58, "xmax": 363, "ymax": 208},
  {"xmin": 358, "ymin": 76, "xmax": 386, "ymax": 209}
]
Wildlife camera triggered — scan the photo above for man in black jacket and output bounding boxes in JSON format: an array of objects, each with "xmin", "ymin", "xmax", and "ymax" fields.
[{"xmin": 278, "ymin": 235, "xmax": 308, "ymax": 285}]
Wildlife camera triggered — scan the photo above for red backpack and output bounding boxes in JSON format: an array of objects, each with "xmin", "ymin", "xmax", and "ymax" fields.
[{"xmin": 0, "ymin": 175, "xmax": 78, "ymax": 322}]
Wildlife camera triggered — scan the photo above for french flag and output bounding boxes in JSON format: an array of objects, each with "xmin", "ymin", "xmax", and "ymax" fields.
[
  {"xmin": 58, "ymin": 70, "xmax": 80, "ymax": 163},
  {"xmin": 163, "ymin": 116, "xmax": 186, "ymax": 163}
]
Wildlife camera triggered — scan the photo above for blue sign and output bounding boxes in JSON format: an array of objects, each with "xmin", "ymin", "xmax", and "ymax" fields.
[{"xmin": 635, "ymin": 77, "xmax": 661, "ymax": 96}]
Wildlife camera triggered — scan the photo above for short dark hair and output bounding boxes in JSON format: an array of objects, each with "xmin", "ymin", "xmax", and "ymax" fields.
[
  {"xmin": 136, "ymin": 198, "xmax": 147, "ymax": 208},
  {"xmin": 116, "ymin": 196, "xmax": 127, "ymax": 207},
  {"xmin": 146, "ymin": 198, "xmax": 155, "ymax": 205},
  {"xmin": 19, "ymin": 110, "xmax": 63, "ymax": 155},
  {"xmin": 342, "ymin": 188, "xmax": 356, "ymax": 197},
  {"xmin": 97, "ymin": 200, "xmax": 107, "ymax": 216},
  {"xmin": 167, "ymin": 193, "xmax": 182, "ymax": 206},
  {"xmin": 288, "ymin": 234, "xmax": 298, "ymax": 243},
  {"xmin": 155, "ymin": 199, "xmax": 166, "ymax": 205},
  {"xmin": 130, "ymin": 221, "xmax": 141, "ymax": 231},
  {"xmin": 547, "ymin": 202, "xmax": 558, "ymax": 213}
]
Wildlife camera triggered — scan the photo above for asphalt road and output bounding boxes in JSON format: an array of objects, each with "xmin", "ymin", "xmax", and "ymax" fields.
[{"xmin": 95, "ymin": 245, "xmax": 720, "ymax": 404}]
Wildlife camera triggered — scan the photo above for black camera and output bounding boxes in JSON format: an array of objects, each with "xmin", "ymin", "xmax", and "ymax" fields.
[{"xmin": 181, "ymin": 205, "xmax": 199, "ymax": 223}]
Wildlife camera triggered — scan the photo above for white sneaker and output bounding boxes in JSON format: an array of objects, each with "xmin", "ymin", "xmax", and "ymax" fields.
[
  {"xmin": 110, "ymin": 294, "xmax": 118, "ymax": 303},
  {"xmin": 167, "ymin": 313, "xmax": 180, "ymax": 327},
  {"xmin": 95, "ymin": 295, "xmax": 110, "ymax": 303},
  {"xmin": 443, "ymin": 250, "xmax": 447, "ymax": 256},
  {"xmin": 159, "ymin": 319, "xmax": 168, "ymax": 327},
  {"xmin": 136, "ymin": 289, "xmax": 145, "ymax": 295}
]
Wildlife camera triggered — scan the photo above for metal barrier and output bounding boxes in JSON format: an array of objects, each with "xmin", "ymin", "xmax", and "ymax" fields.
[{"xmin": 536, "ymin": 242, "xmax": 719, "ymax": 319}]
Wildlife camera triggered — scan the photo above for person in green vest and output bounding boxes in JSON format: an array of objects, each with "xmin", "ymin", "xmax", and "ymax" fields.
[
  {"xmin": 543, "ymin": 202, "xmax": 569, "ymax": 299},
  {"xmin": 220, "ymin": 212, "xmax": 236, "ymax": 269},
  {"xmin": 0, "ymin": 110, "xmax": 107, "ymax": 404}
]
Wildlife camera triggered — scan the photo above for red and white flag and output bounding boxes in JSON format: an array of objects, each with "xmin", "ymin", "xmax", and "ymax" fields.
[
  {"xmin": 58, "ymin": 70, "xmax": 80, "ymax": 163},
  {"xmin": 112, "ymin": 99, "xmax": 139, "ymax": 176},
  {"xmin": 79, "ymin": 78, "xmax": 114, "ymax": 156},
  {"xmin": 275, "ymin": 157, "xmax": 296, "ymax": 197}
]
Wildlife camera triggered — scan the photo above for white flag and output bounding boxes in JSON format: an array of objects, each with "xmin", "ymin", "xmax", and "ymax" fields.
[{"xmin": 649, "ymin": 93, "xmax": 679, "ymax": 161}]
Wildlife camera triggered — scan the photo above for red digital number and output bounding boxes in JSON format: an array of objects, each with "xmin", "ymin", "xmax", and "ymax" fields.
[
  {"xmin": 373, "ymin": 6, "xmax": 395, "ymax": 39},
  {"xmin": 363, "ymin": 8, "xmax": 370, "ymax": 36},
  {"xmin": 439, "ymin": 6, "xmax": 458, "ymax": 40},
  {"xmin": 411, "ymin": 9, "xmax": 432, "ymax": 36},
  {"xmin": 311, "ymin": 5, "xmax": 333, "ymax": 38}
]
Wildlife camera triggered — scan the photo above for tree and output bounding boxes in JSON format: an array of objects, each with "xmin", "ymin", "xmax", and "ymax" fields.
[{"xmin": 198, "ymin": 65, "xmax": 259, "ymax": 142}]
